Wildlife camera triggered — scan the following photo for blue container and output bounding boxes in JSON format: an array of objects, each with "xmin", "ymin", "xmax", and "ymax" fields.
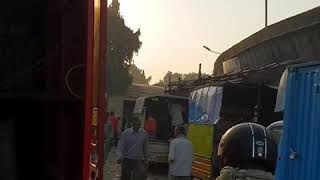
[{"xmin": 276, "ymin": 62, "xmax": 320, "ymax": 180}]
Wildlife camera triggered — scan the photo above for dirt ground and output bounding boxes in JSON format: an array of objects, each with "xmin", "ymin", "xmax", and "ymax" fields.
[{"xmin": 103, "ymin": 147, "xmax": 168, "ymax": 180}]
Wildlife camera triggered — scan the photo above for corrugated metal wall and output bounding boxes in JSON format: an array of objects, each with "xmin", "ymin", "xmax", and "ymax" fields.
[{"xmin": 276, "ymin": 63, "xmax": 320, "ymax": 180}]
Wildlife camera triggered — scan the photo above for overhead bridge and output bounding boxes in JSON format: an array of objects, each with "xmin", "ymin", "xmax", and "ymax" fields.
[{"xmin": 214, "ymin": 6, "xmax": 320, "ymax": 84}]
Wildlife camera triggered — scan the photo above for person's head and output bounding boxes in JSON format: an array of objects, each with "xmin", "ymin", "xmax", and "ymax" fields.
[
  {"xmin": 175, "ymin": 126, "xmax": 186, "ymax": 137},
  {"xmin": 106, "ymin": 112, "xmax": 110, "ymax": 119},
  {"xmin": 147, "ymin": 113, "xmax": 155, "ymax": 120},
  {"xmin": 131, "ymin": 117, "xmax": 141, "ymax": 131},
  {"xmin": 217, "ymin": 123, "xmax": 278, "ymax": 174},
  {"xmin": 110, "ymin": 112, "xmax": 115, "ymax": 117}
]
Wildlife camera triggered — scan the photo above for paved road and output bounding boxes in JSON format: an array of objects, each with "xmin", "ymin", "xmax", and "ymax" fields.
[{"xmin": 103, "ymin": 147, "xmax": 168, "ymax": 180}]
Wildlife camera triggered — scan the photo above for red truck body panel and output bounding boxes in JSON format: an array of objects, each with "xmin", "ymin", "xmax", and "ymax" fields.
[{"xmin": 0, "ymin": 0, "xmax": 107, "ymax": 179}]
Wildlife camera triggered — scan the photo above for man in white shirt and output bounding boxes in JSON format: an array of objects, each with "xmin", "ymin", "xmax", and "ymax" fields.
[{"xmin": 168, "ymin": 126, "xmax": 193, "ymax": 180}]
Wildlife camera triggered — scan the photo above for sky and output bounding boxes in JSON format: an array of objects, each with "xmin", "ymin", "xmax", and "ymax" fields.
[{"xmin": 108, "ymin": 0, "xmax": 320, "ymax": 84}]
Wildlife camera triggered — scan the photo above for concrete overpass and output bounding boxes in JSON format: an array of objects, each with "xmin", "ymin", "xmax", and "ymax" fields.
[{"xmin": 213, "ymin": 6, "xmax": 320, "ymax": 85}]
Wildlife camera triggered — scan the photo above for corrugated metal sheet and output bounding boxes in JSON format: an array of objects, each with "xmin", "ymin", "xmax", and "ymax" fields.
[
  {"xmin": 192, "ymin": 156, "xmax": 212, "ymax": 180},
  {"xmin": 276, "ymin": 63, "xmax": 320, "ymax": 180},
  {"xmin": 126, "ymin": 83, "xmax": 164, "ymax": 100}
]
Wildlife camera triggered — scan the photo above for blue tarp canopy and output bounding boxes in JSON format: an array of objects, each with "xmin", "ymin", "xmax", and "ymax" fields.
[{"xmin": 188, "ymin": 86, "xmax": 223, "ymax": 124}]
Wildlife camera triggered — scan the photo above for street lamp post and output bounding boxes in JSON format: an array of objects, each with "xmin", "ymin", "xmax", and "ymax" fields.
[
  {"xmin": 202, "ymin": 46, "xmax": 221, "ymax": 55},
  {"xmin": 265, "ymin": 0, "xmax": 268, "ymax": 27},
  {"xmin": 202, "ymin": 45, "xmax": 221, "ymax": 75}
]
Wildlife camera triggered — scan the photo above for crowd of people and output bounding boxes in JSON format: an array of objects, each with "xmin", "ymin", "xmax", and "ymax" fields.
[
  {"xmin": 104, "ymin": 109, "xmax": 194, "ymax": 180},
  {"xmin": 104, "ymin": 110, "xmax": 278, "ymax": 180}
]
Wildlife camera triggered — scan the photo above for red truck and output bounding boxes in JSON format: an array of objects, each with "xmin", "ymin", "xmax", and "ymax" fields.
[{"xmin": 0, "ymin": 0, "xmax": 107, "ymax": 179}]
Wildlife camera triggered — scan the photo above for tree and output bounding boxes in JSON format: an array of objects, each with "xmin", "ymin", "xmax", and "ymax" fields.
[
  {"xmin": 129, "ymin": 64, "xmax": 152, "ymax": 85},
  {"xmin": 107, "ymin": 0, "xmax": 142, "ymax": 94},
  {"xmin": 182, "ymin": 72, "xmax": 199, "ymax": 80},
  {"xmin": 153, "ymin": 71, "xmax": 206, "ymax": 86},
  {"xmin": 153, "ymin": 71, "xmax": 180, "ymax": 87}
]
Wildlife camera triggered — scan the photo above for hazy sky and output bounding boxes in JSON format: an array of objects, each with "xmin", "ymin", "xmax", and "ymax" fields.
[{"xmin": 109, "ymin": 0, "xmax": 320, "ymax": 84}]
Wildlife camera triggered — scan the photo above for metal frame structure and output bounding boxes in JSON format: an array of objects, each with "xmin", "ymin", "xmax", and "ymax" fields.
[{"xmin": 83, "ymin": 0, "xmax": 107, "ymax": 179}]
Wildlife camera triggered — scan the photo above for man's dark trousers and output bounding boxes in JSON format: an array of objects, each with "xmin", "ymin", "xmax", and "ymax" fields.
[{"xmin": 121, "ymin": 158, "xmax": 146, "ymax": 180}]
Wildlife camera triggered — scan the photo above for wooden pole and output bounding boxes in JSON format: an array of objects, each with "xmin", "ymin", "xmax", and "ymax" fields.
[{"xmin": 198, "ymin": 63, "xmax": 202, "ymax": 79}]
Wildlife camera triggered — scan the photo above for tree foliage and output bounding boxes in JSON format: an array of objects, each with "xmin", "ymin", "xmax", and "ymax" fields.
[
  {"xmin": 107, "ymin": 0, "xmax": 142, "ymax": 94},
  {"xmin": 153, "ymin": 71, "xmax": 204, "ymax": 86},
  {"xmin": 129, "ymin": 64, "xmax": 152, "ymax": 85}
]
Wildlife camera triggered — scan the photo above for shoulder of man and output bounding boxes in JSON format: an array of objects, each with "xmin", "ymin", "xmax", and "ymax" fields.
[
  {"xmin": 217, "ymin": 167, "xmax": 274, "ymax": 180},
  {"xmin": 187, "ymin": 139, "xmax": 193, "ymax": 148},
  {"xmin": 178, "ymin": 136, "xmax": 192, "ymax": 144},
  {"xmin": 138, "ymin": 128, "xmax": 148, "ymax": 135},
  {"xmin": 185, "ymin": 137, "xmax": 192, "ymax": 143},
  {"xmin": 216, "ymin": 166, "xmax": 241, "ymax": 180},
  {"xmin": 171, "ymin": 137, "xmax": 184, "ymax": 144},
  {"xmin": 238, "ymin": 169, "xmax": 274, "ymax": 180},
  {"xmin": 122, "ymin": 128, "xmax": 133, "ymax": 135}
]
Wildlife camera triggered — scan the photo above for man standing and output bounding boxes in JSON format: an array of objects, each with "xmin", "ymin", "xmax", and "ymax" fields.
[
  {"xmin": 116, "ymin": 117, "xmax": 148, "ymax": 180},
  {"xmin": 109, "ymin": 112, "xmax": 119, "ymax": 146},
  {"xmin": 168, "ymin": 126, "xmax": 193, "ymax": 180}
]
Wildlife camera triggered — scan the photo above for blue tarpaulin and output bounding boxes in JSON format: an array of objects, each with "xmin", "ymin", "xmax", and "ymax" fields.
[{"xmin": 188, "ymin": 86, "xmax": 223, "ymax": 124}]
